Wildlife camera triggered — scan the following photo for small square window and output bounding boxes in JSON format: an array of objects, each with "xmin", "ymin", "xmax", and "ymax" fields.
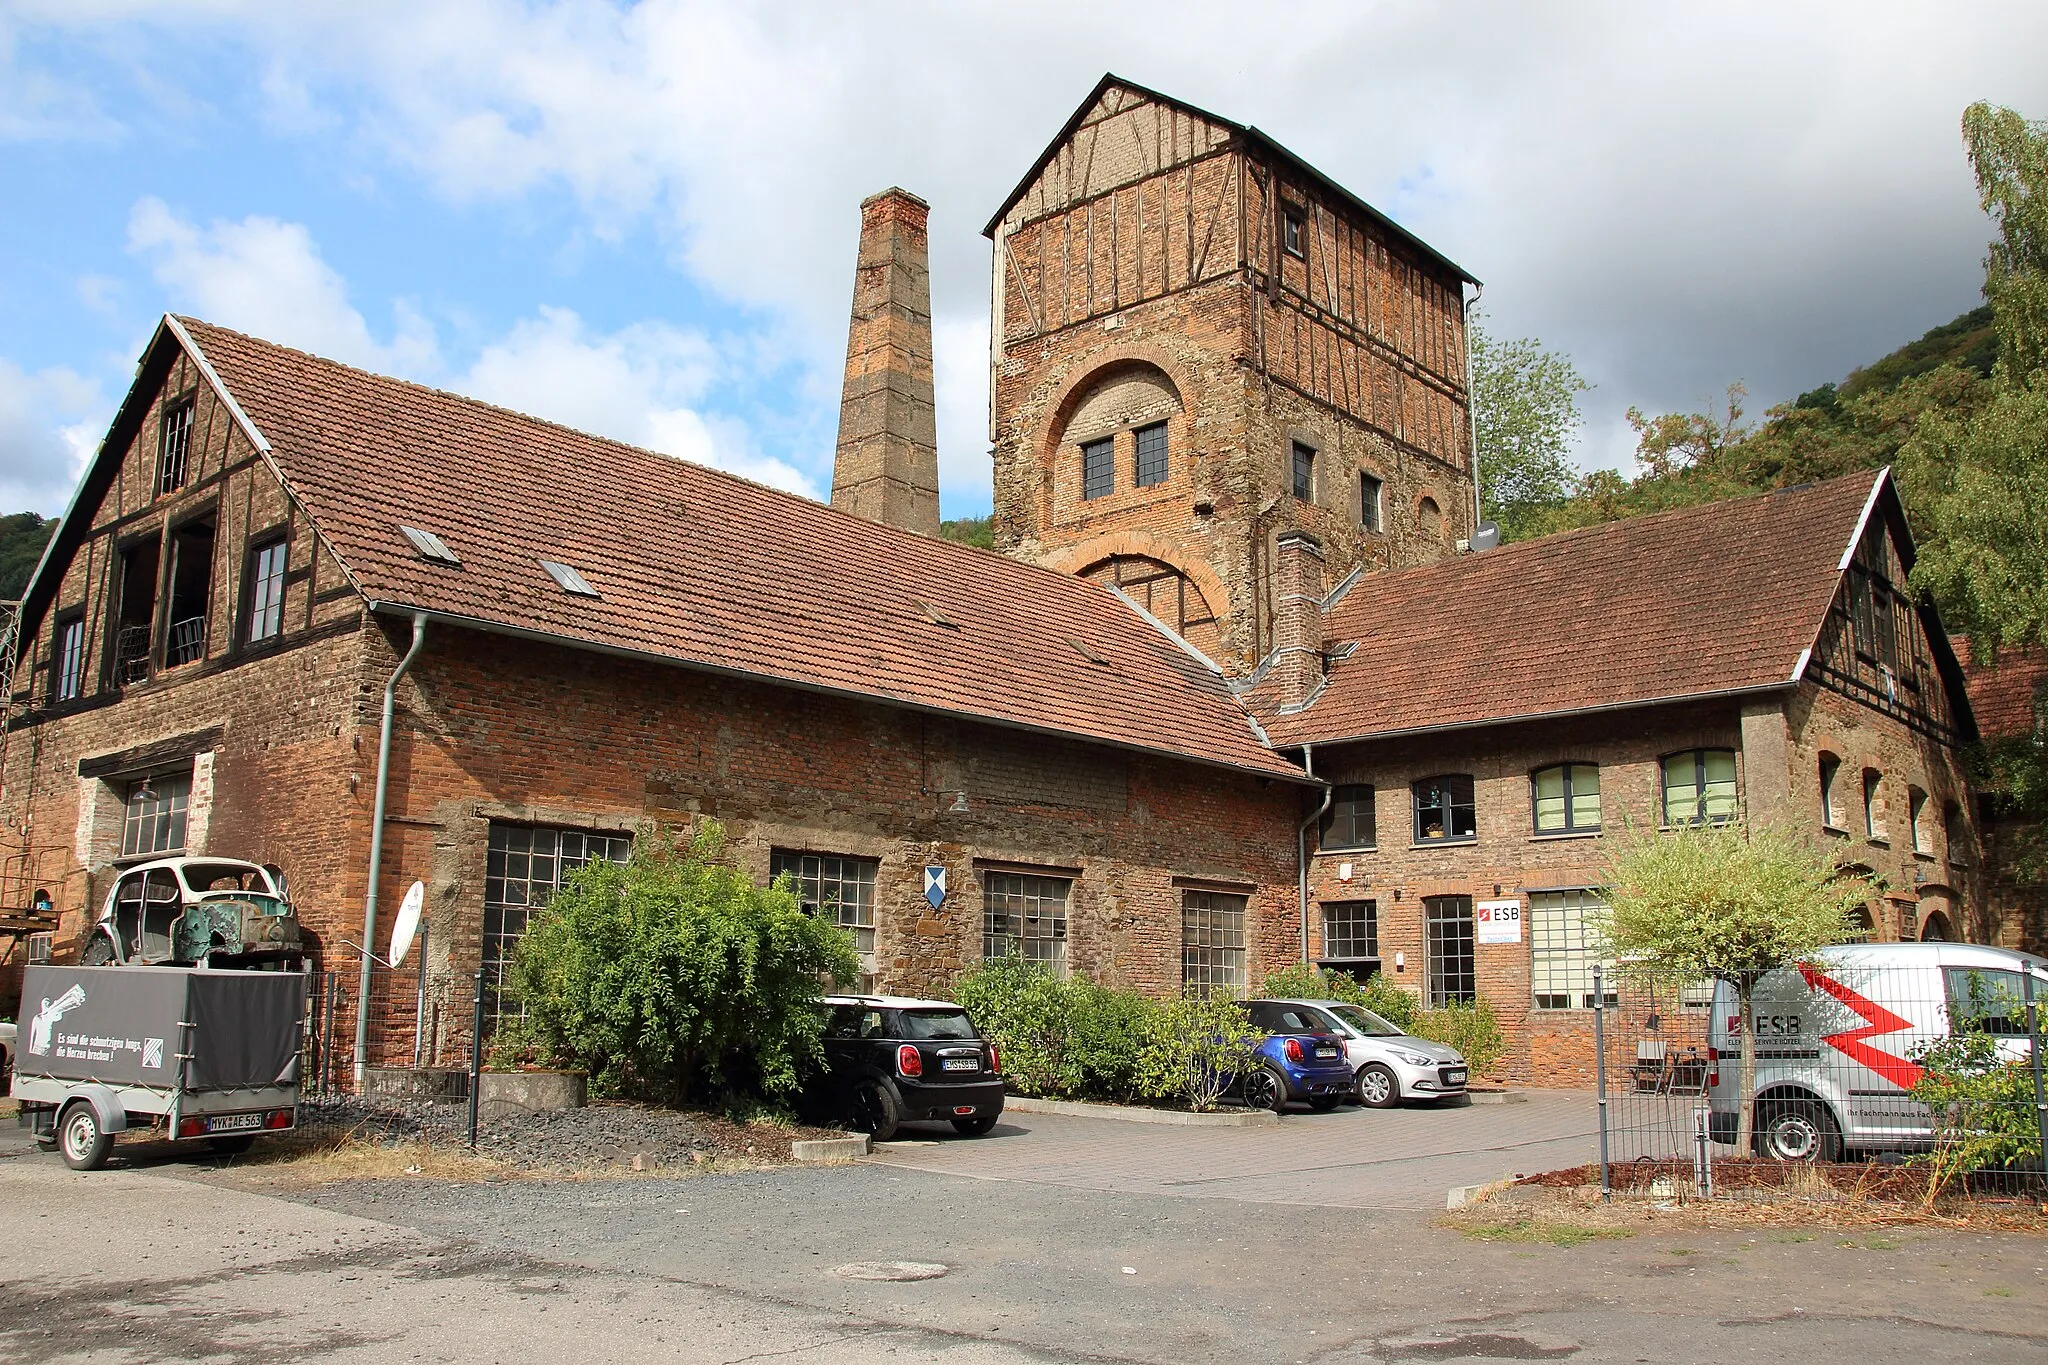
[
  {"xmin": 1081, "ymin": 437, "xmax": 1115, "ymax": 501},
  {"xmin": 1320, "ymin": 784, "xmax": 1376, "ymax": 851},
  {"xmin": 1359, "ymin": 472, "xmax": 1383, "ymax": 533},
  {"xmin": 1532, "ymin": 764, "xmax": 1600, "ymax": 834},
  {"xmin": 1281, "ymin": 205, "xmax": 1306, "ymax": 259},
  {"xmin": 1291, "ymin": 441, "xmax": 1315, "ymax": 501},
  {"xmin": 1134, "ymin": 423, "xmax": 1168, "ymax": 488},
  {"xmin": 1321, "ymin": 900, "xmax": 1377, "ymax": 960}
]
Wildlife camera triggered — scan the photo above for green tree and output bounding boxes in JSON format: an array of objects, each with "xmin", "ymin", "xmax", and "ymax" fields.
[
  {"xmin": 938, "ymin": 515, "xmax": 994, "ymax": 550},
  {"xmin": 0, "ymin": 512, "xmax": 55, "ymax": 599},
  {"xmin": 1470, "ymin": 319, "xmax": 1591, "ymax": 541},
  {"xmin": 509, "ymin": 822, "xmax": 858, "ymax": 1105},
  {"xmin": 1595, "ymin": 822, "xmax": 1874, "ymax": 1154}
]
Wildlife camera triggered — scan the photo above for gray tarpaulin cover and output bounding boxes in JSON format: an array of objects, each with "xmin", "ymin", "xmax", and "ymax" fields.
[{"xmin": 18, "ymin": 965, "xmax": 303, "ymax": 1090}]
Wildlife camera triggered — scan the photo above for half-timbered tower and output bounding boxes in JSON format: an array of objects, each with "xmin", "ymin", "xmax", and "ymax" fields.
[{"xmin": 984, "ymin": 75, "xmax": 1479, "ymax": 673}]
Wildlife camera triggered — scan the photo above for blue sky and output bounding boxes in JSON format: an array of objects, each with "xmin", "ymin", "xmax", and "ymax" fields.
[{"xmin": 4, "ymin": 2, "xmax": 2046, "ymax": 519}]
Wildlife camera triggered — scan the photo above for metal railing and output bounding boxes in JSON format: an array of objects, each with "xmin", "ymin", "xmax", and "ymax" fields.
[{"xmin": 1591, "ymin": 959, "xmax": 2047, "ymax": 1203}]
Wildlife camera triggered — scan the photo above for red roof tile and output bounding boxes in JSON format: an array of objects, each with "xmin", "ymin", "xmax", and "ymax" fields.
[
  {"xmin": 1259, "ymin": 470, "xmax": 1886, "ymax": 745},
  {"xmin": 1956, "ymin": 642, "xmax": 2048, "ymax": 740},
  {"xmin": 176, "ymin": 318, "xmax": 1303, "ymax": 782}
]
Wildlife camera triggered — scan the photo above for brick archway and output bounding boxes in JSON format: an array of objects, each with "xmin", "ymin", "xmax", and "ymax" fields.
[
  {"xmin": 1045, "ymin": 530, "xmax": 1229, "ymax": 660},
  {"xmin": 1033, "ymin": 341, "xmax": 1204, "ymax": 471}
]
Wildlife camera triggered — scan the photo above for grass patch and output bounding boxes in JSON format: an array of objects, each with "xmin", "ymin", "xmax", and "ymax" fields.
[
  {"xmin": 1456, "ymin": 1217, "xmax": 1636, "ymax": 1247},
  {"xmin": 1770, "ymin": 1233, "xmax": 1815, "ymax": 1244},
  {"xmin": 1985, "ymin": 1287, "xmax": 2017, "ymax": 1297}
]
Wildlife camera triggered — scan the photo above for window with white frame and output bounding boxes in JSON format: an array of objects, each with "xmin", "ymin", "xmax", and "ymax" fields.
[
  {"xmin": 53, "ymin": 615, "xmax": 84, "ymax": 702},
  {"xmin": 772, "ymin": 850, "xmax": 879, "ymax": 984},
  {"xmin": 1182, "ymin": 890, "xmax": 1247, "ymax": 998},
  {"xmin": 246, "ymin": 537, "xmax": 288, "ymax": 643},
  {"xmin": 1529, "ymin": 889, "xmax": 1617, "ymax": 1010},
  {"xmin": 982, "ymin": 870, "xmax": 1069, "ymax": 973}
]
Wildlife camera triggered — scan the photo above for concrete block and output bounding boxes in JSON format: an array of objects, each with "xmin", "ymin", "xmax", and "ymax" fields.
[
  {"xmin": 1004, "ymin": 1096, "xmax": 1280, "ymax": 1127},
  {"xmin": 477, "ymin": 1070, "xmax": 586, "ymax": 1120},
  {"xmin": 792, "ymin": 1133, "xmax": 873, "ymax": 1162}
]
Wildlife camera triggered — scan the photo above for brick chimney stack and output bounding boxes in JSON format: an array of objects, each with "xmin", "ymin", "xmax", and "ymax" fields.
[
  {"xmin": 832, "ymin": 188, "xmax": 941, "ymax": 536},
  {"xmin": 1272, "ymin": 530, "xmax": 1327, "ymax": 708}
]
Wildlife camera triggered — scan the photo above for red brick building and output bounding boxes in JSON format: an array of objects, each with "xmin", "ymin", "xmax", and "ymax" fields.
[{"xmin": 0, "ymin": 75, "xmax": 2009, "ymax": 1085}]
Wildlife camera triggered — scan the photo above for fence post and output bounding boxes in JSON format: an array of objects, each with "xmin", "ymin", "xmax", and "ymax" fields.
[
  {"xmin": 2026, "ymin": 962, "xmax": 2046, "ymax": 1189},
  {"xmin": 413, "ymin": 923, "xmax": 430, "ymax": 1069},
  {"xmin": 322, "ymin": 971, "xmax": 337, "ymax": 1097},
  {"xmin": 1593, "ymin": 963, "xmax": 1611, "ymax": 1202},
  {"xmin": 467, "ymin": 966, "xmax": 485, "ymax": 1149}
]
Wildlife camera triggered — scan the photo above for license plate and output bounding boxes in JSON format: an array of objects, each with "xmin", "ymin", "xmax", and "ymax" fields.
[
  {"xmin": 1315, "ymin": 1046, "xmax": 1338, "ymax": 1058},
  {"xmin": 1444, "ymin": 1069, "xmax": 1467, "ymax": 1084},
  {"xmin": 205, "ymin": 1112, "xmax": 264, "ymax": 1133},
  {"xmin": 942, "ymin": 1058, "xmax": 978, "ymax": 1072}
]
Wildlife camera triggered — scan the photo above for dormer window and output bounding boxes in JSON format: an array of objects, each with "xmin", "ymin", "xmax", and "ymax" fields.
[{"xmin": 157, "ymin": 398, "xmax": 195, "ymax": 496}]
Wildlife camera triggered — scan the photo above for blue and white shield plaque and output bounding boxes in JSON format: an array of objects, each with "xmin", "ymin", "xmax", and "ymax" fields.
[{"xmin": 923, "ymin": 865, "xmax": 948, "ymax": 909}]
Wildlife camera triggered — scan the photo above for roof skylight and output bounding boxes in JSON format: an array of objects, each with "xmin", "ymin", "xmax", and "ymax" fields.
[
  {"xmin": 539, "ymin": 559, "xmax": 600, "ymax": 598},
  {"xmin": 400, "ymin": 525, "xmax": 460, "ymax": 565}
]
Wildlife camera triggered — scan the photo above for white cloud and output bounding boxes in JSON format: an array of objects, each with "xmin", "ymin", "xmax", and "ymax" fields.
[
  {"xmin": 0, "ymin": 359, "xmax": 105, "ymax": 512},
  {"xmin": 16, "ymin": 2, "xmax": 2048, "ymax": 500}
]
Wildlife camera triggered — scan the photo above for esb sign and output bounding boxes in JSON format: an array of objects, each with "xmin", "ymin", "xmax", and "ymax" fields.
[{"xmin": 1476, "ymin": 899, "xmax": 1523, "ymax": 945}]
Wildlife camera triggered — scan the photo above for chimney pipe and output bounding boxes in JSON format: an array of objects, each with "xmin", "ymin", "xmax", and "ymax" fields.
[
  {"xmin": 1272, "ymin": 530, "xmax": 1326, "ymax": 708},
  {"xmin": 832, "ymin": 188, "xmax": 941, "ymax": 536}
]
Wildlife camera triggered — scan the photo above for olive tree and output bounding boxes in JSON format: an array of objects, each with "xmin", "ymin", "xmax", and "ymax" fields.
[{"xmin": 1595, "ymin": 821, "xmax": 1874, "ymax": 1154}]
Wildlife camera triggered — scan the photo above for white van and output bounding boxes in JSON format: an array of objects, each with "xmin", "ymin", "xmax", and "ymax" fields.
[{"xmin": 1703, "ymin": 942, "xmax": 2045, "ymax": 1160}]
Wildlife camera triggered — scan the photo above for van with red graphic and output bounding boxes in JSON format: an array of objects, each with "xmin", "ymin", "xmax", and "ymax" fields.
[{"xmin": 1704, "ymin": 942, "xmax": 2044, "ymax": 1161}]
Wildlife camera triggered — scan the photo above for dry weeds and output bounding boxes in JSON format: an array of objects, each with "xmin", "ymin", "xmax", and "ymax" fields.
[{"xmin": 1456, "ymin": 1176, "xmax": 2048, "ymax": 1235}]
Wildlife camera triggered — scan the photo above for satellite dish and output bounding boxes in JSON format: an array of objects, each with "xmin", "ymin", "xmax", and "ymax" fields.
[{"xmin": 389, "ymin": 881, "xmax": 426, "ymax": 967}]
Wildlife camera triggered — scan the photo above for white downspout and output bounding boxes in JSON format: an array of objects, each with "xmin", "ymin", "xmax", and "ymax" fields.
[{"xmin": 353, "ymin": 612, "xmax": 428, "ymax": 1088}]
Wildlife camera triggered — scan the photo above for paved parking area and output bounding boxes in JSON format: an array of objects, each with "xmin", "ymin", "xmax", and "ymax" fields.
[{"xmin": 872, "ymin": 1090, "xmax": 1597, "ymax": 1209}]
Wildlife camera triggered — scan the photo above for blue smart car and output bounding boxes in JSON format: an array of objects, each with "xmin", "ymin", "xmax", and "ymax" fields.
[{"xmin": 1233, "ymin": 999, "xmax": 1355, "ymax": 1112}]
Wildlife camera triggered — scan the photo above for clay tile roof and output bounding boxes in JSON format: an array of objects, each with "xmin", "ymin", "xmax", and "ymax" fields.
[
  {"xmin": 174, "ymin": 318, "xmax": 1303, "ymax": 782},
  {"xmin": 1257, "ymin": 469, "xmax": 1887, "ymax": 746},
  {"xmin": 1954, "ymin": 641, "xmax": 2048, "ymax": 740}
]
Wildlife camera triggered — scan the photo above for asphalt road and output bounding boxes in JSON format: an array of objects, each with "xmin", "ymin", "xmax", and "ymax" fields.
[{"xmin": 3, "ymin": 1107, "xmax": 2046, "ymax": 1363}]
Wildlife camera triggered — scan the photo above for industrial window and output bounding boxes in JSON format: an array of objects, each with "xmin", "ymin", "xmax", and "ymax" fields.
[
  {"xmin": 1319, "ymin": 784, "xmax": 1376, "ymax": 851},
  {"xmin": 1424, "ymin": 895, "xmax": 1475, "ymax": 1007},
  {"xmin": 1529, "ymin": 889, "xmax": 1616, "ymax": 1010},
  {"xmin": 246, "ymin": 538, "xmax": 287, "ymax": 644},
  {"xmin": 1661, "ymin": 749, "xmax": 1737, "ymax": 825},
  {"xmin": 1359, "ymin": 472, "xmax": 1383, "ymax": 533},
  {"xmin": 1081, "ymin": 437, "xmax": 1115, "ymax": 500},
  {"xmin": 1281, "ymin": 204, "xmax": 1307, "ymax": 259},
  {"xmin": 772, "ymin": 850, "xmax": 878, "ymax": 985},
  {"xmin": 1413, "ymin": 774, "xmax": 1476, "ymax": 843},
  {"xmin": 121, "ymin": 771, "xmax": 191, "ymax": 859},
  {"xmin": 1291, "ymin": 441, "xmax": 1315, "ymax": 500},
  {"xmin": 1818, "ymin": 753, "xmax": 1843, "ymax": 828},
  {"xmin": 156, "ymin": 398, "xmax": 195, "ymax": 496},
  {"xmin": 1862, "ymin": 768, "xmax": 1885, "ymax": 840},
  {"xmin": 483, "ymin": 824, "xmax": 632, "ymax": 1020},
  {"xmin": 983, "ymin": 871, "xmax": 1069, "ymax": 973},
  {"xmin": 1531, "ymin": 764, "xmax": 1600, "ymax": 834},
  {"xmin": 52, "ymin": 615, "xmax": 84, "ymax": 702},
  {"xmin": 1182, "ymin": 890, "xmax": 1247, "ymax": 999},
  {"xmin": 1848, "ymin": 539, "xmax": 1900, "ymax": 671},
  {"xmin": 1321, "ymin": 900, "xmax": 1377, "ymax": 960},
  {"xmin": 1134, "ymin": 422, "xmax": 1168, "ymax": 487},
  {"xmin": 1908, "ymin": 786, "xmax": 1930, "ymax": 854}
]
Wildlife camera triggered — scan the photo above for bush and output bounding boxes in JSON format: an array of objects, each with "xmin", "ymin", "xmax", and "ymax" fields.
[
  {"xmin": 1254, "ymin": 963, "xmax": 1422, "ymax": 1033},
  {"xmin": 509, "ymin": 822, "xmax": 859, "ymax": 1104},
  {"xmin": 1134, "ymin": 995, "xmax": 1261, "ymax": 1111},
  {"xmin": 1411, "ymin": 996, "xmax": 1506, "ymax": 1078},
  {"xmin": 1909, "ymin": 1031, "xmax": 2042, "ymax": 1201},
  {"xmin": 1066, "ymin": 980, "xmax": 1158, "ymax": 1104},
  {"xmin": 952, "ymin": 958, "xmax": 1083, "ymax": 1098}
]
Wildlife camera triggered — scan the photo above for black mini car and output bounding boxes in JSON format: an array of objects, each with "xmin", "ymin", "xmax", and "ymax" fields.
[{"xmin": 810, "ymin": 994, "xmax": 1005, "ymax": 1142}]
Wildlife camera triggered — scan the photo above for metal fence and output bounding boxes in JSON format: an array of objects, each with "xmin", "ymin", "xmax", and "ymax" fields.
[
  {"xmin": 302, "ymin": 963, "xmax": 473, "ymax": 1096},
  {"xmin": 1591, "ymin": 958, "xmax": 2048, "ymax": 1203}
]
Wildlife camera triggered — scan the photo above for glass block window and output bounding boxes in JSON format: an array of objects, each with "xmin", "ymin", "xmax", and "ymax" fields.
[
  {"xmin": 1529, "ymin": 889, "xmax": 1616, "ymax": 1010},
  {"xmin": 483, "ymin": 824, "xmax": 632, "ymax": 1020},
  {"xmin": 773, "ymin": 850, "xmax": 878, "ymax": 983},
  {"xmin": 1531, "ymin": 764, "xmax": 1600, "ymax": 834},
  {"xmin": 53, "ymin": 616, "xmax": 85, "ymax": 702},
  {"xmin": 246, "ymin": 539, "xmax": 288, "ymax": 644},
  {"xmin": 1082, "ymin": 437, "xmax": 1115, "ymax": 500},
  {"xmin": 1134, "ymin": 422, "xmax": 1168, "ymax": 487},
  {"xmin": 982, "ymin": 871, "xmax": 1070, "ymax": 973},
  {"xmin": 1413, "ymin": 774, "xmax": 1476, "ymax": 843},
  {"xmin": 1182, "ymin": 890, "xmax": 1247, "ymax": 999},
  {"xmin": 1424, "ymin": 895, "xmax": 1475, "ymax": 1007},
  {"xmin": 121, "ymin": 771, "xmax": 192, "ymax": 858},
  {"xmin": 1360, "ymin": 472, "xmax": 1383, "ymax": 533},
  {"xmin": 157, "ymin": 398, "xmax": 195, "ymax": 496},
  {"xmin": 1291, "ymin": 441, "xmax": 1315, "ymax": 500},
  {"xmin": 1319, "ymin": 784, "xmax": 1376, "ymax": 850},
  {"xmin": 1321, "ymin": 900, "xmax": 1377, "ymax": 960},
  {"xmin": 1661, "ymin": 749, "xmax": 1737, "ymax": 825}
]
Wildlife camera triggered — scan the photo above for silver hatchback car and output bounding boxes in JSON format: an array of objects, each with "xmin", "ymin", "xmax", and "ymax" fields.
[{"xmin": 1264, "ymin": 998, "xmax": 1469, "ymax": 1107}]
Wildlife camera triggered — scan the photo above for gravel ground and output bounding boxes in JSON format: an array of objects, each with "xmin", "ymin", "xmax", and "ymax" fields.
[{"xmin": 294, "ymin": 1095, "xmax": 846, "ymax": 1172}]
